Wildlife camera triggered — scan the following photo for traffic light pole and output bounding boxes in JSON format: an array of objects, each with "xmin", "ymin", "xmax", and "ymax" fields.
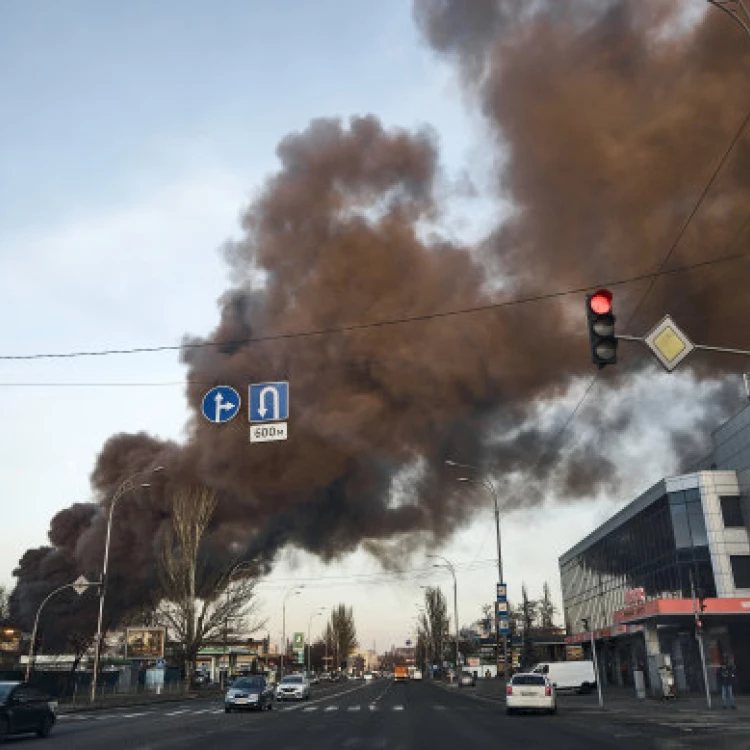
[
  {"xmin": 619, "ymin": 334, "xmax": 750, "ymax": 358},
  {"xmin": 690, "ymin": 570, "xmax": 712, "ymax": 709}
]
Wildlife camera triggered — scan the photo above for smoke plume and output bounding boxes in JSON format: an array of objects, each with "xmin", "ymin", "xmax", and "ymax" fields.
[{"xmin": 11, "ymin": 1, "xmax": 750, "ymax": 626}]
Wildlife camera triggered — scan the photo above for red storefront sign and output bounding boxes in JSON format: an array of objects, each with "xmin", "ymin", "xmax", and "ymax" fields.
[
  {"xmin": 624, "ymin": 588, "xmax": 645, "ymax": 606},
  {"xmin": 614, "ymin": 598, "xmax": 750, "ymax": 624}
]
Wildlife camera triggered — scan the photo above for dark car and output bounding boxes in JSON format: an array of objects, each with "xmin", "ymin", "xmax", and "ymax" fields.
[
  {"xmin": 224, "ymin": 676, "xmax": 274, "ymax": 712},
  {"xmin": 0, "ymin": 681, "xmax": 56, "ymax": 741}
]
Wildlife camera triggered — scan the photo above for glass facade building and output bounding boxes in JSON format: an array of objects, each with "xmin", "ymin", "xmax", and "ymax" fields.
[
  {"xmin": 559, "ymin": 403, "xmax": 750, "ymax": 696},
  {"xmin": 560, "ymin": 483, "xmax": 716, "ymax": 636}
]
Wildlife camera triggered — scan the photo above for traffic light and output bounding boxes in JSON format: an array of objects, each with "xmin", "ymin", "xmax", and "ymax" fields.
[{"xmin": 586, "ymin": 289, "xmax": 618, "ymax": 369}]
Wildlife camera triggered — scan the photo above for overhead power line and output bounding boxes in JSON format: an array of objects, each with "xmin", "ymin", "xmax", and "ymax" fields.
[{"xmin": 1, "ymin": 249, "xmax": 749, "ymax": 363}]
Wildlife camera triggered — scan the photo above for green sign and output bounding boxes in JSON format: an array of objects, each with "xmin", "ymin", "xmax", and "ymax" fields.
[
  {"xmin": 297, "ymin": 651, "xmax": 305, "ymax": 664},
  {"xmin": 292, "ymin": 632, "xmax": 305, "ymax": 651}
]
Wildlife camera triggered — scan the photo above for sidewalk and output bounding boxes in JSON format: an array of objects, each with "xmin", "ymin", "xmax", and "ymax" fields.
[{"xmin": 432, "ymin": 678, "xmax": 750, "ymax": 726}]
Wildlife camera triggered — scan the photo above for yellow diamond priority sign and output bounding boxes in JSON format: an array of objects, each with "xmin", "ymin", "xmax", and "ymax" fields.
[{"xmin": 644, "ymin": 315, "xmax": 695, "ymax": 372}]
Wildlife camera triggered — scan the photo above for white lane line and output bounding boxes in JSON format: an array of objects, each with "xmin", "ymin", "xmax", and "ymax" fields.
[
  {"xmin": 393, "ymin": 705, "xmax": 404, "ymax": 711},
  {"xmin": 434, "ymin": 705, "xmax": 447, "ymax": 710},
  {"xmin": 368, "ymin": 704, "xmax": 377, "ymax": 711},
  {"xmin": 165, "ymin": 709, "xmax": 190, "ymax": 716},
  {"xmin": 211, "ymin": 709, "xmax": 224, "ymax": 714},
  {"xmin": 347, "ymin": 705, "xmax": 361, "ymax": 711},
  {"xmin": 190, "ymin": 708, "xmax": 214, "ymax": 714},
  {"xmin": 122, "ymin": 712, "xmax": 149, "ymax": 718},
  {"xmin": 324, "ymin": 706, "xmax": 338, "ymax": 712},
  {"xmin": 303, "ymin": 706, "xmax": 318, "ymax": 712}
]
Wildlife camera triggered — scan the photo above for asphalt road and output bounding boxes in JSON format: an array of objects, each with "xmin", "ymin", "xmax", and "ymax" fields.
[{"xmin": 9, "ymin": 679, "xmax": 746, "ymax": 749}]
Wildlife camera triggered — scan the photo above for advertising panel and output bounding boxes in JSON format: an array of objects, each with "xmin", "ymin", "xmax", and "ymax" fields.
[{"xmin": 125, "ymin": 627, "xmax": 166, "ymax": 659}]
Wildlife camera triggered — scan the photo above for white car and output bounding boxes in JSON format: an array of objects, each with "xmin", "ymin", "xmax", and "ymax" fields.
[
  {"xmin": 363, "ymin": 672, "xmax": 374, "ymax": 682},
  {"xmin": 412, "ymin": 670, "xmax": 423, "ymax": 681},
  {"xmin": 275, "ymin": 675, "xmax": 311, "ymax": 701},
  {"xmin": 506, "ymin": 673, "xmax": 556, "ymax": 715}
]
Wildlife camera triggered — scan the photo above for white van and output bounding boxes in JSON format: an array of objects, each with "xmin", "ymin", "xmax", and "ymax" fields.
[{"xmin": 530, "ymin": 661, "xmax": 596, "ymax": 693}]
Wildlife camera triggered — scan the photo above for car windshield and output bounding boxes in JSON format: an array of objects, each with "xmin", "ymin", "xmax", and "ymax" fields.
[
  {"xmin": 281, "ymin": 676, "xmax": 303, "ymax": 684},
  {"xmin": 0, "ymin": 683, "xmax": 17, "ymax": 701},
  {"xmin": 232, "ymin": 678, "xmax": 264, "ymax": 690},
  {"xmin": 512, "ymin": 675, "xmax": 546, "ymax": 686}
]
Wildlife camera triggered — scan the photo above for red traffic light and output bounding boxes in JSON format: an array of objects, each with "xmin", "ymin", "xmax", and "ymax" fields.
[{"xmin": 589, "ymin": 289, "xmax": 613, "ymax": 315}]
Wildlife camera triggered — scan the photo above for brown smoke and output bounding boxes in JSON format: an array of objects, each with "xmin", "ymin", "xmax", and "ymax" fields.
[{"xmin": 11, "ymin": 2, "xmax": 750, "ymax": 627}]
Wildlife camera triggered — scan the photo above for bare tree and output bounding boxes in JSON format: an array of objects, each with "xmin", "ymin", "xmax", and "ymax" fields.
[
  {"xmin": 539, "ymin": 581, "xmax": 558, "ymax": 632},
  {"xmin": 419, "ymin": 586, "xmax": 450, "ymax": 669},
  {"xmin": 516, "ymin": 583, "xmax": 539, "ymax": 669},
  {"xmin": 156, "ymin": 487, "xmax": 265, "ymax": 685},
  {"xmin": 327, "ymin": 604, "xmax": 358, "ymax": 669},
  {"xmin": 0, "ymin": 585, "xmax": 9, "ymax": 624}
]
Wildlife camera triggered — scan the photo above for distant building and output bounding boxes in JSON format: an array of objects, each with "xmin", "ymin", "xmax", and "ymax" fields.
[{"xmin": 560, "ymin": 402, "xmax": 750, "ymax": 696}]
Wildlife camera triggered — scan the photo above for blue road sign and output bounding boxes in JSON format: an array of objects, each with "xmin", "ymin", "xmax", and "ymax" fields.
[
  {"xmin": 156, "ymin": 658, "xmax": 166, "ymax": 668},
  {"xmin": 498, "ymin": 618, "xmax": 510, "ymax": 635},
  {"xmin": 497, "ymin": 583, "xmax": 507, "ymax": 602},
  {"xmin": 202, "ymin": 386, "xmax": 241, "ymax": 424},
  {"xmin": 249, "ymin": 381, "xmax": 289, "ymax": 422}
]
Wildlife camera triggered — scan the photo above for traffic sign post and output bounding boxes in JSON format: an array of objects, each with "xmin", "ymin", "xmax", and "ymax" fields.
[{"xmin": 201, "ymin": 386, "xmax": 241, "ymax": 424}]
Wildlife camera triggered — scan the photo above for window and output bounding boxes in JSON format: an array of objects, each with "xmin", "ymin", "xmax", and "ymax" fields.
[
  {"xmin": 730, "ymin": 556, "xmax": 750, "ymax": 589},
  {"xmin": 670, "ymin": 502, "xmax": 691, "ymax": 549},
  {"xmin": 720, "ymin": 496, "xmax": 744, "ymax": 528},
  {"xmin": 512, "ymin": 675, "xmax": 546, "ymax": 686}
]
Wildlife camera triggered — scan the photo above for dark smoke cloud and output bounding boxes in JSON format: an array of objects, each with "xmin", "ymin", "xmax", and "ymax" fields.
[{"xmin": 12, "ymin": 2, "xmax": 750, "ymax": 626}]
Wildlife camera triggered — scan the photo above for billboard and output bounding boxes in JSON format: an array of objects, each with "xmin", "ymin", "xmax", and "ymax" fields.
[
  {"xmin": 292, "ymin": 632, "xmax": 305, "ymax": 652},
  {"xmin": 126, "ymin": 627, "xmax": 166, "ymax": 659}
]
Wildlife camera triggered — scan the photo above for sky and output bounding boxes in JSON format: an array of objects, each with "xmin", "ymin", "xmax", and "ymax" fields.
[{"xmin": 0, "ymin": 0, "xmax": 731, "ymax": 653}]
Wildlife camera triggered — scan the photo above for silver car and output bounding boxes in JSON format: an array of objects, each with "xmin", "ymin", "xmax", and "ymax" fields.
[{"xmin": 275, "ymin": 674, "xmax": 311, "ymax": 701}]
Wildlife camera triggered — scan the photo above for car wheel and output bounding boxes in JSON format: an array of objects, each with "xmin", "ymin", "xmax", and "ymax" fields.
[{"xmin": 37, "ymin": 715, "xmax": 54, "ymax": 738}]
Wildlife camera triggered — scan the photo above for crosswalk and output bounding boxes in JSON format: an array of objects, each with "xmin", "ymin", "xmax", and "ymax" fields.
[{"xmin": 58, "ymin": 702, "xmax": 453, "ymax": 722}]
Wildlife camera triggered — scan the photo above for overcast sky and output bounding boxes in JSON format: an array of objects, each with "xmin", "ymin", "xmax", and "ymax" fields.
[{"xmin": 0, "ymin": 0, "xmax": 729, "ymax": 653}]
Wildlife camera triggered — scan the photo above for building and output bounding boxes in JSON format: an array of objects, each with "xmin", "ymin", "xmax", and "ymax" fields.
[{"xmin": 559, "ymin": 401, "xmax": 750, "ymax": 696}]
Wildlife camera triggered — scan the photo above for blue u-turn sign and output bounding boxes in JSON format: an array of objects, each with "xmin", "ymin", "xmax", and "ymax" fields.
[
  {"xmin": 201, "ymin": 386, "xmax": 241, "ymax": 424},
  {"xmin": 249, "ymin": 381, "xmax": 289, "ymax": 422}
]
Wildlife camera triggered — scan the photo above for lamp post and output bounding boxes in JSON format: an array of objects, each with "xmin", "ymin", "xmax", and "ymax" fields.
[
  {"xmin": 91, "ymin": 466, "xmax": 164, "ymax": 702},
  {"xmin": 26, "ymin": 578, "xmax": 100, "ymax": 683},
  {"xmin": 308, "ymin": 607, "xmax": 327, "ymax": 674},
  {"xmin": 281, "ymin": 587, "xmax": 303, "ymax": 677},
  {"xmin": 428, "ymin": 555, "xmax": 459, "ymax": 678},
  {"xmin": 447, "ymin": 459, "xmax": 510, "ymax": 684}
]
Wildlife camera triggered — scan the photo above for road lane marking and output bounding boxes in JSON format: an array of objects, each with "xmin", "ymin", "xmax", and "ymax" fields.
[
  {"xmin": 303, "ymin": 706, "xmax": 318, "ymax": 712},
  {"xmin": 122, "ymin": 712, "xmax": 149, "ymax": 718},
  {"xmin": 393, "ymin": 705, "xmax": 404, "ymax": 711},
  {"xmin": 434, "ymin": 705, "xmax": 446, "ymax": 710},
  {"xmin": 347, "ymin": 705, "xmax": 361, "ymax": 711},
  {"xmin": 369, "ymin": 704, "xmax": 377, "ymax": 711},
  {"xmin": 324, "ymin": 706, "xmax": 338, "ymax": 712},
  {"xmin": 165, "ymin": 709, "xmax": 190, "ymax": 716}
]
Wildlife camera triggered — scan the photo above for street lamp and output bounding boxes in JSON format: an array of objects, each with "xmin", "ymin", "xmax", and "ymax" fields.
[
  {"xmin": 427, "ymin": 554, "xmax": 459, "ymax": 679},
  {"xmin": 91, "ymin": 466, "xmax": 164, "ymax": 701},
  {"xmin": 26, "ymin": 578, "xmax": 100, "ymax": 682},
  {"xmin": 447, "ymin": 459, "xmax": 510, "ymax": 684},
  {"xmin": 281, "ymin": 587, "xmax": 303, "ymax": 677},
  {"xmin": 307, "ymin": 607, "xmax": 327, "ymax": 673}
]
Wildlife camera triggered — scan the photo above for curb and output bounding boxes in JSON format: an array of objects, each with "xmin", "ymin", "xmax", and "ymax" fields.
[{"xmin": 57, "ymin": 692, "xmax": 201, "ymax": 715}]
